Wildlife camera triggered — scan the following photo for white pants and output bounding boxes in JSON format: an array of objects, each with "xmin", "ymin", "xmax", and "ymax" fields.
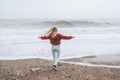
[{"xmin": 52, "ymin": 45, "xmax": 60, "ymax": 66}]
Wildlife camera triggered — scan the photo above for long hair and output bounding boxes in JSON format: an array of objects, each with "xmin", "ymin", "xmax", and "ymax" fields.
[{"xmin": 45, "ymin": 27, "xmax": 57, "ymax": 38}]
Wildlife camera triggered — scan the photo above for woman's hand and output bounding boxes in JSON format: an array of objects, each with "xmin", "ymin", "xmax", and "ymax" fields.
[
  {"xmin": 72, "ymin": 36, "xmax": 75, "ymax": 38},
  {"xmin": 38, "ymin": 36, "xmax": 42, "ymax": 39}
]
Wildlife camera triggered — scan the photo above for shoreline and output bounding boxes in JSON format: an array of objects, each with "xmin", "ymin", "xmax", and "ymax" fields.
[
  {"xmin": 62, "ymin": 55, "xmax": 120, "ymax": 66},
  {"xmin": 0, "ymin": 58, "xmax": 120, "ymax": 80}
]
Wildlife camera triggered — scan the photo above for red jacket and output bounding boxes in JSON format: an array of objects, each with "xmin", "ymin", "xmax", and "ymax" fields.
[{"xmin": 40, "ymin": 33, "xmax": 73, "ymax": 45}]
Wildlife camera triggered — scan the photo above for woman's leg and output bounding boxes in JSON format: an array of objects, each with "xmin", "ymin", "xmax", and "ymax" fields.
[{"xmin": 52, "ymin": 45, "xmax": 60, "ymax": 67}]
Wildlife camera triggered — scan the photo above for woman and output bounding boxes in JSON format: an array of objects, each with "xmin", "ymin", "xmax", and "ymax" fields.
[{"xmin": 39, "ymin": 27, "xmax": 74, "ymax": 71}]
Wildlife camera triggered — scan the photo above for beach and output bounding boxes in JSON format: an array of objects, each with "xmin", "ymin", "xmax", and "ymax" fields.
[
  {"xmin": 0, "ymin": 19, "xmax": 120, "ymax": 80},
  {"xmin": 0, "ymin": 0, "xmax": 120, "ymax": 79},
  {"xmin": 0, "ymin": 58, "xmax": 120, "ymax": 80}
]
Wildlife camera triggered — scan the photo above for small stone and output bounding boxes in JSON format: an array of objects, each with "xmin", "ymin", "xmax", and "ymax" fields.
[
  {"xmin": 16, "ymin": 70, "xmax": 25, "ymax": 77},
  {"xmin": 30, "ymin": 66, "xmax": 43, "ymax": 72}
]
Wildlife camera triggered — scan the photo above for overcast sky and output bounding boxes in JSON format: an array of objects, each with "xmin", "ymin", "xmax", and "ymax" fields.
[{"xmin": 0, "ymin": 0, "xmax": 120, "ymax": 19}]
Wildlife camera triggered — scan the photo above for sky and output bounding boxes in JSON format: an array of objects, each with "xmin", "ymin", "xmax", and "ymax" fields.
[{"xmin": 0, "ymin": 0, "xmax": 120, "ymax": 19}]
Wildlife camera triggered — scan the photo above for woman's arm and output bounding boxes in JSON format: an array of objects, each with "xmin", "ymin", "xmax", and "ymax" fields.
[
  {"xmin": 38, "ymin": 36, "xmax": 49, "ymax": 40},
  {"xmin": 60, "ymin": 34, "xmax": 74, "ymax": 40}
]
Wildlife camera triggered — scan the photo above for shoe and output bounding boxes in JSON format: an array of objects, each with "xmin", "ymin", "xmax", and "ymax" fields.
[{"xmin": 53, "ymin": 65, "xmax": 58, "ymax": 71}]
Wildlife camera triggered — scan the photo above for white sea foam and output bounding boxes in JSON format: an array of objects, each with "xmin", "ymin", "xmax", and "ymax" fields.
[{"xmin": 60, "ymin": 61, "xmax": 120, "ymax": 69}]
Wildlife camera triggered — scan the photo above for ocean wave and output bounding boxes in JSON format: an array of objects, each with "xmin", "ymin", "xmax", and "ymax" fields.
[
  {"xmin": 43, "ymin": 20, "xmax": 105, "ymax": 25},
  {"xmin": 33, "ymin": 20, "xmax": 113, "ymax": 27},
  {"xmin": 0, "ymin": 19, "xmax": 116, "ymax": 29}
]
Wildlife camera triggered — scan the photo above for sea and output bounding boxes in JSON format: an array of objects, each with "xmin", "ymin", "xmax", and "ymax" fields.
[{"xmin": 0, "ymin": 19, "xmax": 120, "ymax": 60}]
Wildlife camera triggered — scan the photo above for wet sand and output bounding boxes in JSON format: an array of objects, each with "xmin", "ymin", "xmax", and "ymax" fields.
[
  {"xmin": 0, "ymin": 59, "xmax": 120, "ymax": 80},
  {"xmin": 63, "ymin": 55, "xmax": 120, "ymax": 66}
]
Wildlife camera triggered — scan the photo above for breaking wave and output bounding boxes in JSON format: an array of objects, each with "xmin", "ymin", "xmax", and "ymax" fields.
[{"xmin": 0, "ymin": 19, "xmax": 115, "ymax": 29}]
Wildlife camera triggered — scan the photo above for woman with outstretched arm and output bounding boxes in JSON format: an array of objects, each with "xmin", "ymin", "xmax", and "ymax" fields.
[{"xmin": 39, "ymin": 27, "xmax": 74, "ymax": 71}]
